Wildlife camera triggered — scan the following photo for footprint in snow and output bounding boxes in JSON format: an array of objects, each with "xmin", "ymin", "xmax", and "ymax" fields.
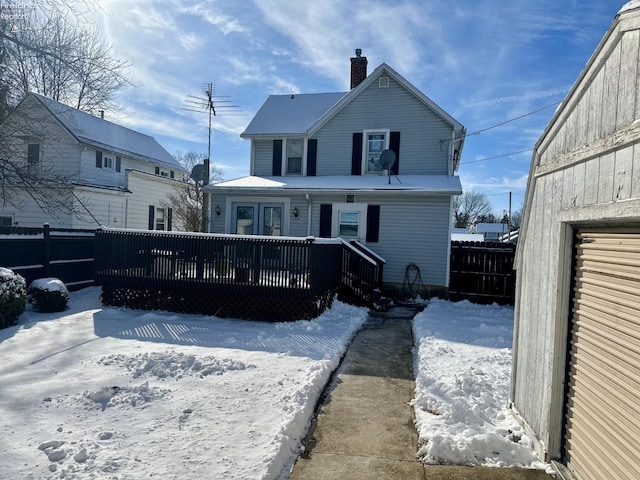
[{"xmin": 178, "ymin": 408, "xmax": 193, "ymax": 430}]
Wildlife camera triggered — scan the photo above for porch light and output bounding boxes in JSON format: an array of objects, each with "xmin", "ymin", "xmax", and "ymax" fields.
[
  {"xmin": 215, "ymin": 205, "xmax": 221, "ymax": 216},
  {"xmin": 293, "ymin": 207, "xmax": 299, "ymax": 217}
]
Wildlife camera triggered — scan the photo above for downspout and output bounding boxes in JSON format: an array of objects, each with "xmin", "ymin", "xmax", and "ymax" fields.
[{"xmin": 306, "ymin": 193, "xmax": 312, "ymax": 236}]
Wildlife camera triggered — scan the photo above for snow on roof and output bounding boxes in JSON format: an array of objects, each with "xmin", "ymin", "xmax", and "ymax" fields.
[
  {"xmin": 241, "ymin": 92, "xmax": 346, "ymax": 137},
  {"xmin": 208, "ymin": 174, "xmax": 462, "ymax": 194},
  {"xmin": 620, "ymin": 1, "xmax": 640, "ymax": 14},
  {"xmin": 452, "ymin": 233, "xmax": 485, "ymax": 242},
  {"xmin": 32, "ymin": 94, "xmax": 184, "ymax": 172},
  {"xmin": 241, "ymin": 64, "xmax": 465, "ymax": 140},
  {"xmin": 452, "ymin": 233, "xmax": 484, "ymax": 241}
]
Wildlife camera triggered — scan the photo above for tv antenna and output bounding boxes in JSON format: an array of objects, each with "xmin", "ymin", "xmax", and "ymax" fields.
[{"xmin": 181, "ymin": 83, "xmax": 243, "ymax": 232}]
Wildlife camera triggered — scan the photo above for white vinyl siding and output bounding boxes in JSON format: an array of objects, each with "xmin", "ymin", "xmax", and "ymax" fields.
[
  {"xmin": 248, "ymin": 76, "xmax": 452, "ymax": 176},
  {"xmin": 125, "ymin": 170, "xmax": 182, "ymax": 230},
  {"xmin": 310, "ymin": 193, "xmax": 450, "ymax": 287},
  {"xmin": 210, "ymin": 190, "xmax": 452, "ymax": 288},
  {"xmin": 253, "ymin": 140, "xmax": 274, "ymax": 176},
  {"xmin": 315, "ymin": 76, "xmax": 451, "ymax": 175},
  {"xmin": 70, "ymin": 188, "xmax": 127, "ymax": 229}
]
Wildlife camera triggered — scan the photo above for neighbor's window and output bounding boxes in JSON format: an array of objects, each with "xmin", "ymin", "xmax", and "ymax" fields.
[
  {"xmin": 27, "ymin": 143, "xmax": 40, "ymax": 172},
  {"xmin": 286, "ymin": 138, "xmax": 303, "ymax": 174},
  {"xmin": 338, "ymin": 211, "xmax": 360, "ymax": 237},
  {"xmin": 364, "ymin": 130, "xmax": 388, "ymax": 173},
  {"xmin": 155, "ymin": 207, "xmax": 165, "ymax": 230},
  {"xmin": 103, "ymin": 156, "xmax": 114, "ymax": 170},
  {"xmin": 0, "ymin": 216, "xmax": 12, "ymax": 227}
]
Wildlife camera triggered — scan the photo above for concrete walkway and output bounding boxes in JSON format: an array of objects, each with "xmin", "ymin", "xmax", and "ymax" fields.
[{"xmin": 288, "ymin": 306, "xmax": 553, "ymax": 480}]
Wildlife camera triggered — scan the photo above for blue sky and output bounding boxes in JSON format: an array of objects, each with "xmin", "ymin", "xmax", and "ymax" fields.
[{"xmin": 91, "ymin": 0, "xmax": 625, "ymax": 216}]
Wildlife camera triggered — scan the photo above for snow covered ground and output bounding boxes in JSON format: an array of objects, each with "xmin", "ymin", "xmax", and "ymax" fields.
[
  {"xmin": 412, "ymin": 299, "xmax": 548, "ymax": 470},
  {"xmin": 0, "ymin": 287, "xmax": 547, "ymax": 479},
  {"xmin": 0, "ymin": 287, "xmax": 368, "ymax": 479}
]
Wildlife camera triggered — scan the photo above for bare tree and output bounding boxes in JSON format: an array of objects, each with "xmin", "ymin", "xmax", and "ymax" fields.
[
  {"xmin": 3, "ymin": 13, "xmax": 129, "ymax": 115},
  {"xmin": 452, "ymin": 191, "xmax": 494, "ymax": 228},
  {"xmin": 510, "ymin": 208, "xmax": 522, "ymax": 230},
  {"xmin": 166, "ymin": 151, "xmax": 223, "ymax": 232}
]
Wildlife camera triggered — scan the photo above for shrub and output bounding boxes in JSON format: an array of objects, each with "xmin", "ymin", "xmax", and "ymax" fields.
[
  {"xmin": 0, "ymin": 267, "xmax": 27, "ymax": 329},
  {"xmin": 28, "ymin": 278, "xmax": 69, "ymax": 313}
]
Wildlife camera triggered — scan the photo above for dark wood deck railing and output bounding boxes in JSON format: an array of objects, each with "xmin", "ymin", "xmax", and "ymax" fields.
[
  {"xmin": 95, "ymin": 229, "xmax": 384, "ymax": 320},
  {"xmin": 339, "ymin": 240, "xmax": 385, "ymax": 306}
]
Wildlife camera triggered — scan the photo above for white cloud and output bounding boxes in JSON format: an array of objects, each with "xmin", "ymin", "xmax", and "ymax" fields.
[{"xmin": 178, "ymin": 3, "xmax": 247, "ymax": 35}]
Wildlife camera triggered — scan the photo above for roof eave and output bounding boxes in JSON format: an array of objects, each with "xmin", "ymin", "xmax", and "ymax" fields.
[
  {"xmin": 208, "ymin": 185, "xmax": 461, "ymax": 194},
  {"xmin": 240, "ymin": 132, "xmax": 308, "ymax": 140}
]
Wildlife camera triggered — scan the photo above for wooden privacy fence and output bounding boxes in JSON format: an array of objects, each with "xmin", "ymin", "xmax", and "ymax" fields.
[
  {"xmin": 449, "ymin": 241, "xmax": 516, "ymax": 305},
  {"xmin": 0, "ymin": 224, "xmax": 96, "ymax": 290},
  {"xmin": 95, "ymin": 229, "xmax": 384, "ymax": 320}
]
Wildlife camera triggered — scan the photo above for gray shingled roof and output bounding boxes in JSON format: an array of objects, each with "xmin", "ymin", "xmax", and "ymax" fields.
[
  {"xmin": 32, "ymin": 93, "xmax": 184, "ymax": 171},
  {"xmin": 241, "ymin": 92, "xmax": 346, "ymax": 137}
]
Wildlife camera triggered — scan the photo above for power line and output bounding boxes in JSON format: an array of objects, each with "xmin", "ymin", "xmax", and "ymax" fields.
[
  {"xmin": 460, "ymin": 148, "xmax": 532, "ymax": 165},
  {"xmin": 464, "ymin": 101, "xmax": 561, "ymax": 138},
  {"xmin": 446, "ymin": 100, "xmax": 561, "ymax": 165}
]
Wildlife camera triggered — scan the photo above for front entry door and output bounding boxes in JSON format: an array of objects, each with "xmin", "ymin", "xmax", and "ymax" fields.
[{"xmin": 232, "ymin": 203, "xmax": 283, "ymax": 236}]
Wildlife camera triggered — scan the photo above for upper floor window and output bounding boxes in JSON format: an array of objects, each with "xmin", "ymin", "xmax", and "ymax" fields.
[
  {"xmin": 286, "ymin": 138, "xmax": 304, "ymax": 175},
  {"xmin": 96, "ymin": 152, "xmax": 121, "ymax": 172},
  {"xmin": 155, "ymin": 166, "xmax": 175, "ymax": 178},
  {"xmin": 363, "ymin": 130, "xmax": 389, "ymax": 174},
  {"xmin": 155, "ymin": 207, "xmax": 165, "ymax": 230},
  {"xmin": 27, "ymin": 143, "xmax": 40, "ymax": 173}
]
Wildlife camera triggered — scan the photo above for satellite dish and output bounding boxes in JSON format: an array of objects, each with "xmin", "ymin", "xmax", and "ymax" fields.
[
  {"xmin": 379, "ymin": 149, "xmax": 396, "ymax": 171},
  {"xmin": 190, "ymin": 164, "xmax": 205, "ymax": 182}
]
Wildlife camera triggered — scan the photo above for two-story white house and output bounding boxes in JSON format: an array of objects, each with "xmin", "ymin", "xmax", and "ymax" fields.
[
  {"xmin": 0, "ymin": 93, "xmax": 187, "ymax": 230},
  {"xmin": 207, "ymin": 51, "xmax": 465, "ymax": 296}
]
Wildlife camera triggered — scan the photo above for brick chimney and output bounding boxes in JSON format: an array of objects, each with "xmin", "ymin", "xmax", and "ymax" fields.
[{"xmin": 350, "ymin": 49, "xmax": 368, "ymax": 89}]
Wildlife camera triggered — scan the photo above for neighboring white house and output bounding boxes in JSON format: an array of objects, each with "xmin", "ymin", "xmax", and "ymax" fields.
[
  {"xmin": 512, "ymin": 4, "xmax": 640, "ymax": 480},
  {"xmin": 206, "ymin": 50, "xmax": 465, "ymax": 295},
  {"xmin": 0, "ymin": 93, "xmax": 187, "ymax": 230}
]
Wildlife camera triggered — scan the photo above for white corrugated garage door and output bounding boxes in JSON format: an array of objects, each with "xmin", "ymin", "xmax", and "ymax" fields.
[{"xmin": 565, "ymin": 230, "xmax": 640, "ymax": 480}]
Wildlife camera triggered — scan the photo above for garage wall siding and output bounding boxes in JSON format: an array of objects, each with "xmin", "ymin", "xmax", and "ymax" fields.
[{"xmin": 513, "ymin": 9, "xmax": 640, "ymax": 461}]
